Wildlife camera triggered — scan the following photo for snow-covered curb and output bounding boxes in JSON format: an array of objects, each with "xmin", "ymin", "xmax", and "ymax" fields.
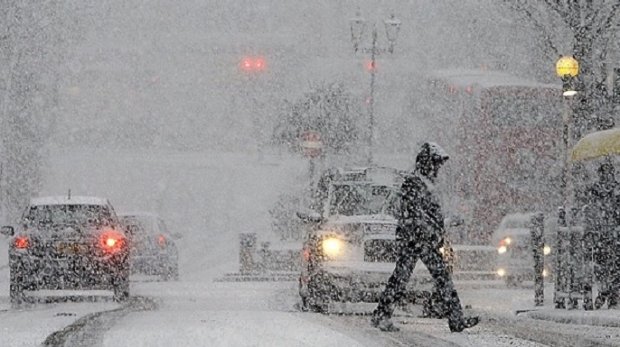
[
  {"xmin": 481, "ymin": 311, "xmax": 620, "ymax": 347},
  {"xmin": 526, "ymin": 308, "xmax": 620, "ymax": 328}
]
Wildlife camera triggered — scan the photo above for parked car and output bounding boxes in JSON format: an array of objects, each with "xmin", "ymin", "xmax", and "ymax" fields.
[
  {"xmin": 492, "ymin": 213, "xmax": 555, "ymax": 287},
  {"xmin": 119, "ymin": 213, "xmax": 179, "ymax": 281},
  {"xmin": 0, "ymin": 196, "xmax": 130, "ymax": 306}
]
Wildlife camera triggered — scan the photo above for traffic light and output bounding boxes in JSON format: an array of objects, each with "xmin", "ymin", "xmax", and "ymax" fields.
[
  {"xmin": 365, "ymin": 59, "xmax": 376, "ymax": 72},
  {"xmin": 240, "ymin": 56, "xmax": 267, "ymax": 73}
]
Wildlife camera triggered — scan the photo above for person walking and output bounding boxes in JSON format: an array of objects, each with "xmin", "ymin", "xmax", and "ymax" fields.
[{"xmin": 371, "ymin": 142, "xmax": 479, "ymax": 332}]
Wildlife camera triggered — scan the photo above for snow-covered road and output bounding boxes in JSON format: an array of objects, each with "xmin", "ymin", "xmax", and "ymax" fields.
[
  {"xmin": 0, "ymin": 264, "xmax": 120, "ymax": 347},
  {"xmin": 102, "ymin": 280, "xmax": 405, "ymax": 347}
]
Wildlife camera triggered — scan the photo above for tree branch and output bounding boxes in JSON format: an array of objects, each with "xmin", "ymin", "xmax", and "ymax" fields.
[
  {"xmin": 505, "ymin": 0, "xmax": 560, "ymax": 57},
  {"xmin": 595, "ymin": 1, "xmax": 620, "ymax": 37},
  {"xmin": 565, "ymin": 0, "xmax": 581, "ymax": 30},
  {"xmin": 542, "ymin": 0, "xmax": 570, "ymax": 23}
]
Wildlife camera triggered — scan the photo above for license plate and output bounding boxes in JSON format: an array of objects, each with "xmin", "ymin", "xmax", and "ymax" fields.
[
  {"xmin": 366, "ymin": 224, "xmax": 395, "ymax": 235},
  {"xmin": 56, "ymin": 242, "xmax": 87, "ymax": 255}
]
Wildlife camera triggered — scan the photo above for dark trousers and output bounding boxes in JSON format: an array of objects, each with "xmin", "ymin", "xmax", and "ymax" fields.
[{"xmin": 374, "ymin": 239, "xmax": 464, "ymax": 324}]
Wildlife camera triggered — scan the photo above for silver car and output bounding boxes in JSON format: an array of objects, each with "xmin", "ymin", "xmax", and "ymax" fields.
[{"xmin": 119, "ymin": 213, "xmax": 180, "ymax": 281}]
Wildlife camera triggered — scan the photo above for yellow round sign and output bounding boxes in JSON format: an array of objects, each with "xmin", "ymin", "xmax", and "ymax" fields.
[{"xmin": 556, "ymin": 56, "xmax": 579, "ymax": 77}]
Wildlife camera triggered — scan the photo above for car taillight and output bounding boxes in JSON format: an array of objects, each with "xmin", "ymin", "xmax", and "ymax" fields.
[
  {"xmin": 157, "ymin": 234, "xmax": 167, "ymax": 248},
  {"xmin": 100, "ymin": 230, "xmax": 125, "ymax": 253},
  {"xmin": 14, "ymin": 236, "xmax": 29, "ymax": 249}
]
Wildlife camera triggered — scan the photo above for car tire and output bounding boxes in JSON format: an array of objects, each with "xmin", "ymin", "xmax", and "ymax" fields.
[
  {"xmin": 113, "ymin": 273, "xmax": 130, "ymax": 302},
  {"xmin": 9, "ymin": 261, "xmax": 27, "ymax": 308},
  {"xmin": 306, "ymin": 276, "xmax": 332, "ymax": 313},
  {"xmin": 9, "ymin": 281, "xmax": 25, "ymax": 308},
  {"xmin": 595, "ymin": 295, "xmax": 605, "ymax": 310},
  {"xmin": 299, "ymin": 295, "xmax": 310, "ymax": 312},
  {"xmin": 298, "ymin": 278, "xmax": 310, "ymax": 312}
]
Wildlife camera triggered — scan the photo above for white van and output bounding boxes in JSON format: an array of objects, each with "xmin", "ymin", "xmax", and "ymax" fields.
[{"xmin": 492, "ymin": 213, "xmax": 555, "ymax": 286}]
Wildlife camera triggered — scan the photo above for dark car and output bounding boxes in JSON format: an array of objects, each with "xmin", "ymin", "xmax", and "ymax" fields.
[
  {"xmin": 119, "ymin": 213, "xmax": 179, "ymax": 281},
  {"xmin": 0, "ymin": 196, "xmax": 130, "ymax": 306}
]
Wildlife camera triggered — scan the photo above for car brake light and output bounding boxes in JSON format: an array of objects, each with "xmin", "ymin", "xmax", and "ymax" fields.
[
  {"xmin": 100, "ymin": 230, "xmax": 125, "ymax": 253},
  {"xmin": 157, "ymin": 234, "xmax": 166, "ymax": 248},
  {"xmin": 14, "ymin": 236, "xmax": 29, "ymax": 249}
]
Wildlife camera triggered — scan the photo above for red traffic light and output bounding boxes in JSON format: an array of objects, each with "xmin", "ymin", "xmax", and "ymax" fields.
[
  {"xmin": 365, "ymin": 59, "xmax": 377, "ymax": 72},
  {"xmin": 240, "ymin": 56, "xmax": 267, "ymax": 72}
]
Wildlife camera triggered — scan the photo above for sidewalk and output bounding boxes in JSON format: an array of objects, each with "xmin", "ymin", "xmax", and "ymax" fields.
[{"xmin": 460, "ymin": 284, "xmax": 620, "ymax": 346}]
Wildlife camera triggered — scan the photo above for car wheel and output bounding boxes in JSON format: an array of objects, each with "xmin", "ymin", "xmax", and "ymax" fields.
[
  {"xmin": 9, "ymin": 261, "xmax": 27, "ymax": 308},
  {"xmin": 306, "ymin": 276, "xmax": 331, "ymax": 313},
  {"xmin": 554, "ymin": 297, "xmax": 566, "ymax": 309},
  {"xmin": 299, "ymin": 278, "xmax": 310, "ymax": 312},
  {"xmin": 299, "ymin": 295, "xmax": 310, "ymax": 312},
  {"xmin": 595, "ymin": 294, "xmax": 605, "ymax": 310},
  {"xmin": 113, "ymin": 274, "xmax": 130, "ymax": 302},
  {"xmin": 9, "ymin": 281, "xmax": 25, "ymax": 308}
]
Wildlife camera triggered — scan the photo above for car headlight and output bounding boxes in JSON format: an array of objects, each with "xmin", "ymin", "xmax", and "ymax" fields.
[
  {"xmin": 322, "ymin": 237, "xmax": 344, "ymax": 258},
  {"xmin": 497, "ymin": 268, "xmax": 506, "ymax": 277},
  {"xmin": 497, "ymin": 245, "xmax": 507, "ymax": 254},
  {"xmin": 543, "ymin": 245, "xmax": 551, "ymax": 255}
]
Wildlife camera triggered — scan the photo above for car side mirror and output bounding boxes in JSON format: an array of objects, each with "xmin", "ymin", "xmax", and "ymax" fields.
[
  {"xmin": 1, "ymin": 226, "xmax": 14, "ymax": 237},
  {"xmin": 296, "ymin": 211, "xmax": 322, "ymax": 223}
]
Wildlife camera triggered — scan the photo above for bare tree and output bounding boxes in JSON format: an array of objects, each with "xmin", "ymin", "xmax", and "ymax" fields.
[
  {"xmin": 273, "ymin": 82, "xmax": 361, "ymax": 155},
  {"xmin": 0, "ymin": 1, "xmax": 84, "ymax": 221},
  {"xmin": 503, "ymin": 0, "xmax": 620, "ymax": 136}
]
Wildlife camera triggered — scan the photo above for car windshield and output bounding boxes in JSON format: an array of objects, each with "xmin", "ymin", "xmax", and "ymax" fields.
[
  {"xmin": 120, "ymin": 216, "xmax": 153, "ymax": 234},
  {"xmin": 501, "ymin": 216, "xmax": 532, "ymax": 229},
  {"xmin": 23, "ymin": 204, "xmax": 114, "ymax": 228},
  {"xmin": 329, "ymin": 183, "xmax": 399, "ymax": 216}
]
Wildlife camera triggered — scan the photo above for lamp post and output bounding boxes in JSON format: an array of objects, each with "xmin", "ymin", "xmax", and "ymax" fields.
[
  {"xmin": 350, "ymin": 11, "xmax": 401, "ymax": 165},
  {"xmin": 555, "ymin": 55, "xmax": 579, "ymax": 307}
]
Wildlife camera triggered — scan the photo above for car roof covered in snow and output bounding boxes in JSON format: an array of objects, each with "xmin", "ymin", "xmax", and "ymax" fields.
[
  {"xmin": 430, "ymin": 69, "xmax": 560, "ymax": 90},
  {"xmin": 30, "ymin": 196, "xmax": 109, "ymax": 206},
  {"xmin": 326, "ymin": 214, "xmax": 398, "ymax": 225}
]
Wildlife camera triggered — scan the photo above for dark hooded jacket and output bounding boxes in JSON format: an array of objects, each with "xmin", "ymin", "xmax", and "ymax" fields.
[{"xmin": 396, "ymin": 142, "xmax": 449, "ymax": 247}]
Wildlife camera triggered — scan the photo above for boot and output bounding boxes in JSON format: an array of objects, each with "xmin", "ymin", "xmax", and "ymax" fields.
[
  {"xmin": 449, "ymin": 316, "xmax": 479, "ymax": 332},
  {"xmin": 371, "ymin": 315, "xmax": 400, "ymax": 332}
]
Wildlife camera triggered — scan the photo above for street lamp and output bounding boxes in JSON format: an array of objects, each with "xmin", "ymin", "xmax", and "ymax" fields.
[
  {"xmin": 349, "ymin": 11, "xmax": 401, "ymax": 165},
  {"xmin": 555, "ymin": 55, "xmax": 579, "ymax": 305},
  {"xmin": 556, "ymin": 56, "xmax": 579, "ymax": 96},
  {"xmin": 383, "ymin": 14, "xmax": 402, "ymax": 54},
  {"xmin": 555, "ymin": 55, "xmax": 579, "ymax": 197}
]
